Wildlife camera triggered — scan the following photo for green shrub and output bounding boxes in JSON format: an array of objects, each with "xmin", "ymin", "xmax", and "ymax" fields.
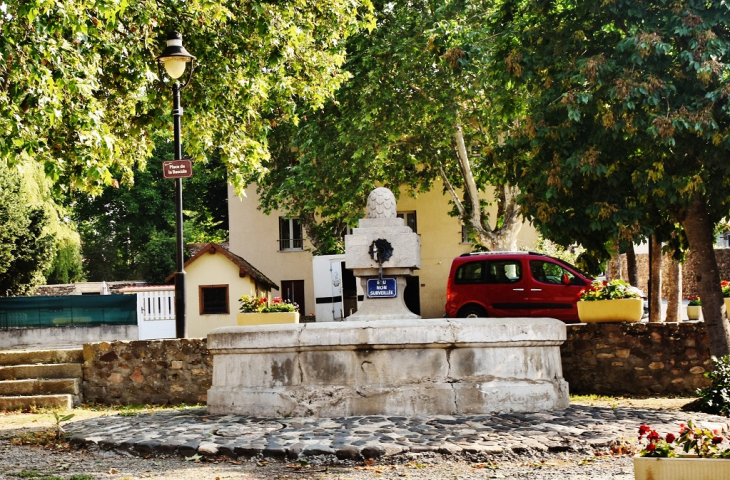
[{"xmin": 696, "ymin": 355, "xmax": 730, "ymax": 417}]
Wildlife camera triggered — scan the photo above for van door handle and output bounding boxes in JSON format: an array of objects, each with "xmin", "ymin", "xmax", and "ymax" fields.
[
  {"xmin": 513, "ymin": 288, "xmax": 524, "ymax": 291},
  {"xmin": 531, "ymin": 289, "xmax": 542, "ymax": 292}
]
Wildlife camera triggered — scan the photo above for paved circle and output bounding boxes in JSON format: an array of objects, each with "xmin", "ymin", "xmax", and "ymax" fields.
[{"xmin": 67, "ymin": 405, "xmax": 730, "ymax": 461}]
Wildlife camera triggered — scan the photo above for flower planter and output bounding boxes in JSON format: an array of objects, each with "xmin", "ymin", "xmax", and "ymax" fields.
[
  {"xmin": 687, "ymin": 305, "xmax": 701, "ymax": 320},
  {"xmin": 237, "ymin": 312, "xmax": 300, "ymax": 325},
  {"xmin": 577, "ymin": 298, "xmax": 643, "ymax": 323},
  {"xmin": 633, "ymin": 456, "xmax": 730, "ymax": 480},
  {"xmin": 725, "ymin": 298, "xmax": 730, "ymax": 318}
]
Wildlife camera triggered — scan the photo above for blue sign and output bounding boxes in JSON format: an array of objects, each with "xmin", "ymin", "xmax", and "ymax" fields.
[{"xmin": 367, "ymin": 278, "xmax": 397, "ymax": 298}]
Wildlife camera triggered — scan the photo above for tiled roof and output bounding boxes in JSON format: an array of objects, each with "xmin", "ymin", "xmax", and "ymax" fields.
[{"xmin": 166, "ymin": 243, "xmax": 278, "ymax": 291}]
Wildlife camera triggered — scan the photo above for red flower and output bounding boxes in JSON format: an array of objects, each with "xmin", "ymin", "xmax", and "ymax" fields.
[
  {"xmin": 666, "ymin": 433, "xmax": 676, "ymax": 443},
  {"xmin": 713, "ymin": 436, "xmax": 724, "ymax": 444},
  {"xmin": 638, "ymin": 425, "xmax": 651, "ymax": 437},
  {"xmin": 679, "ymin": 423, "xmax": 688, "ymax": 434},
  {"xmin": 647, "ymin": 430, "xmax": 660, "ymax": 441},
  {"xmin": 645, "ymin": 442, "xmax": 656, "ymax": 452}
]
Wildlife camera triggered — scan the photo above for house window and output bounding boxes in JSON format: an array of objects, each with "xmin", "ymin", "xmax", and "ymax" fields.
[
  {"xmin": 397, "ymin": 211, "xmax": 417, "ymax": 233},
  {"xmin": 199, "ymin": 285, "xmax": 229, "ymax": 315},
  {"xmin": 279, "ymin": 217, "xmax": 303, "ymax": 251}
]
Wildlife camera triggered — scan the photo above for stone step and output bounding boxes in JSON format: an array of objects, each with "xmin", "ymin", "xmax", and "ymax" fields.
[
  {"xmin": 0, "ymin": 394, "xmax": 74, "ymax": 411},
  {"xmin": 0, "ymin": 348, "xmax": 83, "ymax": 367},
  {"xmin": 0, "ymin": 378, "xmax": 80, "ymax": 397},
  {"xmin": 0, "ymin": 363, "xmax": 82, "ymax": 381}
]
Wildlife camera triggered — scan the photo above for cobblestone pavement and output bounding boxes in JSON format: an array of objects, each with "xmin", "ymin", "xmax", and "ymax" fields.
[{"xmin": 66, "ymin": 405, "xmax": 730, "ymax": 462}]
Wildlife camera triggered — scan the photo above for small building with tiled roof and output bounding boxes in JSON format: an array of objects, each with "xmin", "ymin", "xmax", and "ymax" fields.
[{"xmin": 166, "ymin": 242, "xmax": 278, "ymax": 338}]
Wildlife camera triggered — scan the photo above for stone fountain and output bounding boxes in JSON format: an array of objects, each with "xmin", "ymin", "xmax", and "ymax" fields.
[{"xmin": 207, "ymin": 188, "xmax": 569, "ymax": 417}]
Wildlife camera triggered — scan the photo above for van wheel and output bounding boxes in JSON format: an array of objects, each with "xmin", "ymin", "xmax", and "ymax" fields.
[{"xmin": 458, "ymin": 305, "xmax": 487, "ymax": 318}]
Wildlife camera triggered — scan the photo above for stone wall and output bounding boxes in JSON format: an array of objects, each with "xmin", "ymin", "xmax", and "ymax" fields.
[
  {"xmin": 561, "ymin": 322, "xmax": 712, "ymax": 396},
  {"xmin": 617, "ymin": 248, "xmax": 730, "ymax": 298},
  {"xmin": 79, "ymin": 323, "xmax": 713, "ymax": 405},
  {"xmin": 82, "ymin": 339, "xmax": 212, "ymax": 405},
  {"xmin": 33, "ymin": 281, "xmax": 146, "ymax": 296}
]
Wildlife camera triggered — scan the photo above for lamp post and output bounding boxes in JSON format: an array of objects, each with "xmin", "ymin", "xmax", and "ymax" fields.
[{"xmin": 156, "ymin": 31, "xmax": 195, "ymax": 338}]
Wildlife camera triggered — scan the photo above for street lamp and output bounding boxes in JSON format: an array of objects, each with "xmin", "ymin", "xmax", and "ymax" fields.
[{"xmin": 156, "ymin": 31, "xmax": 195, "ymax": 339}]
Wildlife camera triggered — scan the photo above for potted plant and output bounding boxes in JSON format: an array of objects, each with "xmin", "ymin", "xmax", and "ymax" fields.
[
  {"xmin": 722, "ymin": 281, "xmax": 730, "ymax": 316},
  {"xmin": 687, "ymin": 296, "xmax": 702, "ymax": 320},
  {"xmin": 237, "ymin": 295, "xmax": 300, "ymax": 325},
  {"xmin": 634, "ymin": 421, "xmax": 730, "ymax": 480},
  {"xmin": 577, "ymin": 279, "xmax": 644, "ymax": 323}
]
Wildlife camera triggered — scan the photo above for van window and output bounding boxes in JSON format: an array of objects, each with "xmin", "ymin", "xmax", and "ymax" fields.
[
  {"xmin": 455, "ymin": 261, "xmax": 484, "ymax": 283},
  {"xmin": 487, "ymin": 260, "xmax": 522, "ymax": 283},
  {"xmin": 530, "ymin": 260, "xmax": 584, "ymax": 285}
]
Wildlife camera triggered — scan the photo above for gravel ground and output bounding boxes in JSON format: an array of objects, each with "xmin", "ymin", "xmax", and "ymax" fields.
[
  {"xmin": 0, "ymin": 397, "xmax": 693, "ymax": 479},
  {"xmin": 0, "ymin": 440, "xmax": 635, "ymax": 479}
]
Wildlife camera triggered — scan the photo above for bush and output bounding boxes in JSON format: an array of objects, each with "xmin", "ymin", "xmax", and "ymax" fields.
[{"xmin": 696, "ymin": 355, "xmax": 730, "ymax": 417}]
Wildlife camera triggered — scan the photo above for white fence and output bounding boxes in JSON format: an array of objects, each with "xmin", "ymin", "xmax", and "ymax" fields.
[{"xmin": 131, "ymin": 289, "xmax": 176, "ymax": 340}]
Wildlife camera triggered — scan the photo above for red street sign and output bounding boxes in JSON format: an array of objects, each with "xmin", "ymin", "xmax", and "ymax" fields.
[{"xmin": 162, "ymin": 159, "xmax": 193, "ymax": 179}]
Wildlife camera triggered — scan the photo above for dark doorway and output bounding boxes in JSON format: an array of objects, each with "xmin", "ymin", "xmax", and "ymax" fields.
[
  {"xmin": 341, "ymin": 262, "xmax": 358, "ymax": 317},
  {"xmin": 404, "ymin": 276, "xmax": 421, "ymax": 315},
  {"xmin": 281, "ymin": 280, "xmax": 305, "ymax": 314}
]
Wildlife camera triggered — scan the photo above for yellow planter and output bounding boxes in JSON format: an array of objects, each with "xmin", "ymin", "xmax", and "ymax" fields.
[
  {"xmin": 725, "ymin": 298, "xmax": 730, "ymax": 318},
  {"xmin": 687, "ymin": 305, "xmax": 701, "ymax": 320},
  {"xmin": 237, "ymin": 312, "xmax": 300, "ymax": 325},
  {"xmin": 634, "ymin": 456, "xmax": 730, "ymax": 480},
  {"xmin": 577, "ymin": 298, "xmax": 643, "ymax": 323}
]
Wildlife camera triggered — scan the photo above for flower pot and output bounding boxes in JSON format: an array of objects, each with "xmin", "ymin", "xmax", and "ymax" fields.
[
  {"xmin": 687, "ymin": 305, "xmax": 701, "ymax": 320},
  {"xmin": 237, "ymin": 312, "xmax": 300, "ymax": 325},
  {"xmin": 633, "ymin": 456, "xmax": 730, "ymax": 480},
  {"xmin": 577, "ymin": 298, "xmax": 643, "ymax": 323},
  {"xmin": 725, "ymin": 298, "xmax": 730, "ymax": 318}
]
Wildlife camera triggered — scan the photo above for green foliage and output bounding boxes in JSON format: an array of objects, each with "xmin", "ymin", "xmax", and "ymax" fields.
[
  {"xmin": 52, "ymin": 411, "xmax": 75, "ymax": 439},
  {"xmin": 45, "ymin": 236, "xmax": 85, "ymax": 285},
  {"xmin": 136, "ymin": 231, "xmax": 176, "ymax": 285},
  {"xmin": 239, "ymin": 295, "xmax": 267, "ymax": 313},
  {"xmin": 490, "ymin": 0, "xmax": 730, "ymax": 265},
  {"xmin": 239, "ymin": 295, "xmax": 298, "ymax": 313},
  {"xmin": 688, "ymin": 296, "xmax": 701, "ymax": 307},
  {"xmin": 0, "ymin": 163, "xmax": 56, "ymax": 296},
  {"xmin": 522, "ymin": 235, "xmax": 585, "ymax": 267},
  {"xmin": 697, "ymin": 356, "xmax": 730, "ymax": 417},
  {"xmin": 71, "ymin": 140, "xmax": 228, "ymax": 282},
  {"xmin": 249, "ymin": 0, "xmax": 523, "ymax": 252},
  {"xmin": 263, "ymin": 297, "xmax": 298, "ymax": 313},
  {"xmin": 1, "ymin": 0, "xmax": 374, "ymax": 195}
]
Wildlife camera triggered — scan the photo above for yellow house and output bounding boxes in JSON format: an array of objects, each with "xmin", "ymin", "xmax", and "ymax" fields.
[
  {"xmin": 167, "ymin": 243, "xmax": 278, "ymax": 338},
  {"xmin": 228, "ymin": 181, "xmax": 539, "ymax": 319}
]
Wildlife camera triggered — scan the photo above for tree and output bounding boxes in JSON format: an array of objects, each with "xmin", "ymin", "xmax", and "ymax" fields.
[
  {"xmin": 71, "ymin": 139, "xmax": 229, "ymax": 282},
  {"xmin": 0, "ymin": 163, "xmax": 56, "ymax": 296},
  {"xmin": 1, "ymin": 0, "xmax": 374, "ymax": 194},
  {"xmin": 490, "ymin": 1, "xmax": 730, "ymax": 355},
  {"xmin": 246, "ymin": 0, "xmax": 525, "ymax": 253}
]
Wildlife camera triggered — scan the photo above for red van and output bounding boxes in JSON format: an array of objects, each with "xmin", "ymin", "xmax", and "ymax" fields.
[{"xmin": 445, "ymin": 252, "xmax": 593, "ymax": 323}]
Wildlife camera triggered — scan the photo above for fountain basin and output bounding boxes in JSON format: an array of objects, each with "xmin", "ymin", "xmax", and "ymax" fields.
[{"xmin": 207, "ymin": 317, "xmax": 569, "ymax": 417}]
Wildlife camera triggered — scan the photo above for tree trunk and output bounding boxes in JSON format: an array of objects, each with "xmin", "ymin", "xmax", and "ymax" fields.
[
  {"xmin": 665, "ymin": 256, "xmax": 682, "ymax": 323},
  {"xmin": 649, "ymin": 235, "xmax": 663, "ymax": 323},
  {"xmin": 606, "ymin": 242, "xmax": 622, "ymax": 281},
  {"xmin": 626, "ymin": 243, "xmax": 639, "ymax": 287},
  {"xmin": 439, "ymin": 125, "xmax": 522, "ymax": 251},
  {"xmin": 680, "ymin": 196, "xmax": 730, "ymax": 357}
]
